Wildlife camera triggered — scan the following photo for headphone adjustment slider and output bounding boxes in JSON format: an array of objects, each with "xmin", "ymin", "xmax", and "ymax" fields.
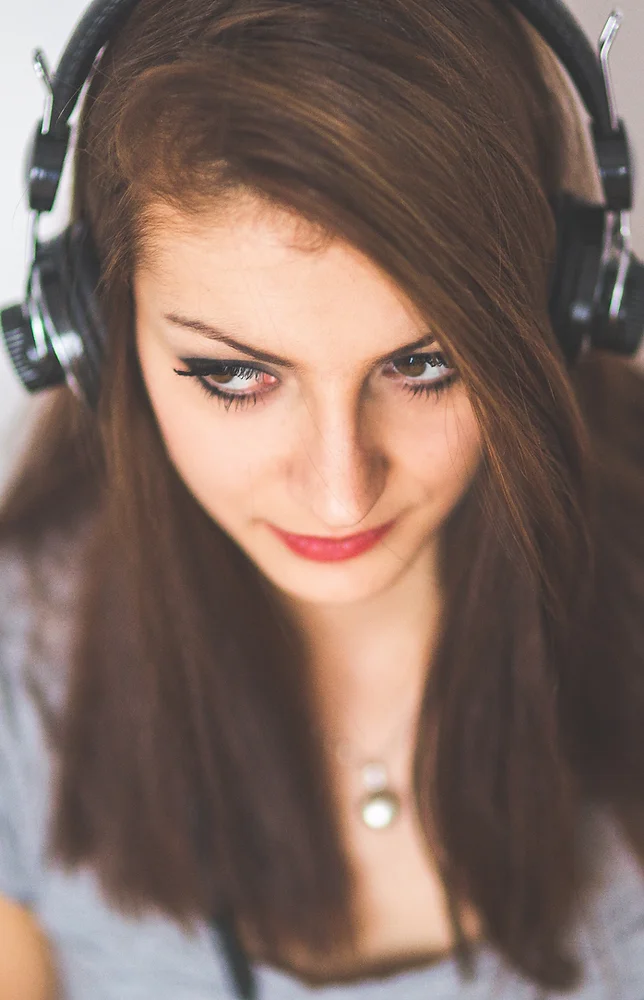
[{"xmin": 594, "ymin": 11, "xmax": 632, "ymax": 212}]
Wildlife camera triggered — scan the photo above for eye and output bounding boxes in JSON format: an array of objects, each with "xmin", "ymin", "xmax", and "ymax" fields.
[
  {"xmin": 173, "ymin": 360, "xmax": 276, "ymax": 411},
  {"xmin": 385, "ymin": 352, "xmax": 459, "ymax": 400}
]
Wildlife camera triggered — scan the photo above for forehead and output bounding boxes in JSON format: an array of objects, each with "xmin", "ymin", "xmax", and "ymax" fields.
[
  {"xmin": 137, "ymin": 193, "xmax": 331, "ymax": 268},
  {"xmin": 134, "ymin": 198, "xmax": 428, "ymax": 349}
]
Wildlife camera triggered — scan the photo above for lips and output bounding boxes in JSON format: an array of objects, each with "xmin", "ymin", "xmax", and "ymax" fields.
[{"xmin": 268, "ymin": 520, "xmax": 395, "ymax": 562}]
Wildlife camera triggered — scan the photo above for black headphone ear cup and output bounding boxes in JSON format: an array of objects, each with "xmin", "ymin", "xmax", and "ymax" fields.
[
  {"xmin": 26, "ymin": 222, "xmax": 106, "ymax": 407},
  {"xmin": 63, "ymin": 221, "xmax": 106, "ymax": 407},
  {"xmin": 624, "ymin": 258, "xmax": 644, "ymax": 358},
  {"xmin": 548, "ymin": 192, "xmax": 604, "ymax": 367},
  {"xmin": 591, "ymin": 253, "xmax": 644, "ymax": 358},
  {"xmin": 1, "ymin": 221, "xmax": 106, "ymax": 406}
]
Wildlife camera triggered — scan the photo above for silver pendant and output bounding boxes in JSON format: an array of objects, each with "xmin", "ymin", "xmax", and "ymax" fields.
[
  {"xmin": 358, "ymin": 762, "xmax": 401, "ymax": 830},
  {"xmin": 360, "ymin": 789, "xmax": 402, "ymax": 829}
]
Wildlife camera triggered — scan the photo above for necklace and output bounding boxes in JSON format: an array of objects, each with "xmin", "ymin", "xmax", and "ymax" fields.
[{"xmin": 331, "ymin": 693, "xmax": 419, "ymax": 831}]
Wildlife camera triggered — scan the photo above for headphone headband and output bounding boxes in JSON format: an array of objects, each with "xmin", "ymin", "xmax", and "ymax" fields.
[
  {"xmin": 30, "ymin": 0, "xmax": 632, "ymax": 217},
  {"xmin": 40, "ymin": 0, "xmax": 623, "ymax": 134},
  {"xmin": 29, "ymin": 0, "xmax": 631, "ymax": 217},
  {"xmin": 50, "ymin": 0, "xmax": 138, "ymax": 133},
  {"xmin": 513, "ymin": 0, "xmax": 613, "ymax": 135}
]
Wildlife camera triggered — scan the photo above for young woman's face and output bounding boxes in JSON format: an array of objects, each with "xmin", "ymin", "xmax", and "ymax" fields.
[{"xmin": 134, "ymin": 197, "xmax": 483, "ymax": 607}]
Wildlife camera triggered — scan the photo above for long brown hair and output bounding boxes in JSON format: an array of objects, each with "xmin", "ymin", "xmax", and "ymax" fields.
[{"xmin": 3, "ymin": 0, "xmax": 644, "ymax": 990}]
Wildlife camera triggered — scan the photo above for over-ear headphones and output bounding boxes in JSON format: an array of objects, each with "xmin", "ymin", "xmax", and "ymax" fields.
[{"xmin": 2, "ymin": 0, "xmax": 644, "ymax": 410}]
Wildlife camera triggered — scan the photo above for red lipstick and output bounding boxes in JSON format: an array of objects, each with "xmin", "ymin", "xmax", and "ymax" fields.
[{"xmin": 268, "ymin": 520, "xmax": 395, "ymax": 562}]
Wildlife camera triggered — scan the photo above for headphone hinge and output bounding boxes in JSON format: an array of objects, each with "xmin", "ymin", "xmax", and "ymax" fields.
[
  {"xmin": 591, "ymin": 118, "xmax": 632, "ymax": 213},
  {"xmin": 27, "ymin": 121, "xmax": 71, "ymax": 214}
]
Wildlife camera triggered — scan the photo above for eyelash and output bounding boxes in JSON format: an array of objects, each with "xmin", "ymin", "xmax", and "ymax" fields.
[{"xmin": 173, "ymin": 353, "xmax": 459, "ymax": 412}]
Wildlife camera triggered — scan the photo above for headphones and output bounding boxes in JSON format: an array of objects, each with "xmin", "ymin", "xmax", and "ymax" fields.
[{"xmin": 2, "ymin": 0, "xmax": 644, "ymax": 410}]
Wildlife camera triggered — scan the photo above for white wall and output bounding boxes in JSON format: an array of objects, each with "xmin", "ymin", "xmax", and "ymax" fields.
[{"xmin": 0, "ymin": 0, "xmax": 642, "ymax": 486}]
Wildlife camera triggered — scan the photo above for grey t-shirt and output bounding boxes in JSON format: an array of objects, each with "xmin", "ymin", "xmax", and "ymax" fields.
[{"xmin": 1, "ymin": 526, "xmax": 644, "ymax": 1000}]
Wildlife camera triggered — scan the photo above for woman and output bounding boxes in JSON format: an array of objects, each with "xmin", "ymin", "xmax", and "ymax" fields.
[{"xmin": 1, "ymin": 0, "xmax": 644, "ymax": 996}]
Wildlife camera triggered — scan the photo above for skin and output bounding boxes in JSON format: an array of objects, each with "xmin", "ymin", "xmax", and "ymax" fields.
[
  {"xmin": 133, "ymin": 195, "xmax": 483, "ymax": 729},
  {"xmin": 0, "ymin": 893, "xmax": 60, "ymax": 999}
]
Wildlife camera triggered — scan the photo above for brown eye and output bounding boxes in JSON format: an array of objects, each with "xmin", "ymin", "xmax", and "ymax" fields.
[
  {"xmin": 205, "ymin": 370, "xmax": 247, "ymax": 386},
  {"xmin": 384, "ymin": 351, "xmax": 459, "ymax": 401},
  {"xmin": 393, "ymin": 355, "xmax": 428, "ymax": 378},
  {"xmin": 391, "ymin": 353, "xmax": 451, "ymax": 379}
]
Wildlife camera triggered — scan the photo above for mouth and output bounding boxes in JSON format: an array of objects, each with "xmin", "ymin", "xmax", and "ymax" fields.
[{"xmin": 267, "ymin": 519, "xmax": 396, "ymax": 562}]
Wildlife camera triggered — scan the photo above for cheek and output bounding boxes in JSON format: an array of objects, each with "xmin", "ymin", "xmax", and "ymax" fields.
[
  {"xmin": 137, "ymin": 343, "xmax": 273, "ymax": 518},
  {"xmin": 402, "ymin": 398, "xmax": 482, "ymax": 500},
  {"xmin": 151, "ymin": 397, "xmax": 254, "ymax": 511}
]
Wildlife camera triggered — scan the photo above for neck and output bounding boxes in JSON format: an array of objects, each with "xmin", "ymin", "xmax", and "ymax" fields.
[{"xmin": 282, "ymin": 543, "xmax": 443, "ymax": 731}]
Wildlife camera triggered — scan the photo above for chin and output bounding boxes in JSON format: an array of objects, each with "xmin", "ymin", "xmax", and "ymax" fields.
[{"xmin": 254, "ymin": 555, "xmax": 410, "ymax": 607}]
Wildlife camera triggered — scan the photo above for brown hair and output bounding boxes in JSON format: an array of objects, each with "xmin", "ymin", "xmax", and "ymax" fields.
[{"xmin": 3, "ymin": 0, "xmax": 644, "ymax": 990}]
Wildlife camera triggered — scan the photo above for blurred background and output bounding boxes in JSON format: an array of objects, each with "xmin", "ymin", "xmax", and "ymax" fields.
[{"xmin": 0, "ymin": 0, "xmax": 642, "ymax": 487}]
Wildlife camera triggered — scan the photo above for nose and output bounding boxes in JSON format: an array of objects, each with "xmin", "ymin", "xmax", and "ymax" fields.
[{"xmin": 290, "ymin": 387, "xmax": 389, "ymax": 532}]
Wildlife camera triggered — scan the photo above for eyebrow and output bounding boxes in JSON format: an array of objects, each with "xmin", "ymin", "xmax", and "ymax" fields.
[{"xmin": 163, "ymin": 311, "xmax": 438, "ymax": 369}]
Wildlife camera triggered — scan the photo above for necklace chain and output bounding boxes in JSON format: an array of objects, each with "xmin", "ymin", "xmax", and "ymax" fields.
[
  {"xmin": 329, "ymin": 685, "xmax": 420, "ymax": 768},
  {"xmin": 318, "ymin": 671, "xmax": 424, "ymax": 830}
]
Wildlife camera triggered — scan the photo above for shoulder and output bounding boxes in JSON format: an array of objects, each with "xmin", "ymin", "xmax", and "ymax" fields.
[
  {"xmin": 0, "ymin": 518, "xmax": 93, "ymax": 907},
  {"xmin": 0, "ymin": 891, "xmax": 59, "ymax": 1000},
  {"xmin": 572, "ymin": 804, "xmax": 644, "ymax": 991}
]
